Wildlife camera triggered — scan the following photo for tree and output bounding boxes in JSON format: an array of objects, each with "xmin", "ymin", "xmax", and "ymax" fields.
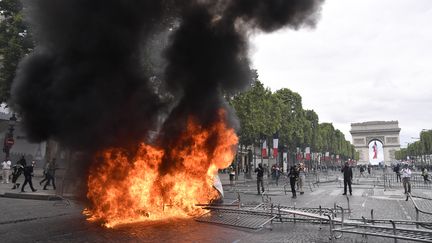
[
  {"xmin": 0, "ymin": 0, "xmax": 33, "ymax": 103},
  {"xmin": 230, "ymin": 80, "xmax": 281, "ymax": 146}
]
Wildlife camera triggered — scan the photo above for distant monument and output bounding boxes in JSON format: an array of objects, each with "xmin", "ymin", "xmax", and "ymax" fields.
[{"xmin": 350, "ymin": 121, "xmax": 401, "ymax": 166}]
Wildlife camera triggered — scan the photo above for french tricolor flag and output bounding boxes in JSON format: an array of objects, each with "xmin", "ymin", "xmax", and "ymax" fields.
[
  {"xmin": 273, "ymin": 138, "xmax": 278, "ymax": 158},
  {"xmin": 262, "ymin": 139, "xmax": 268, "ymax": 158}
]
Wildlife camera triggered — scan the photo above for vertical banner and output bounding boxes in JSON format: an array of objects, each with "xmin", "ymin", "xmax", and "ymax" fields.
[
  {"xmin": 296, "ymin": 147, "xmax": 303, "ymax": 162},
  {"xmin": 262, "ymin": 139, "xmax": 268, "ymax": 158},
  {"xmin": 283, "ymin": 152, "xmax": 288, "ymax": 173},
  {"xmin": 273, "ymin": 138, "xmax": 279, "ymax": 159},
  {"xmin": 305, "ymin": 147, "xmax": 311, "ymax": 161}
]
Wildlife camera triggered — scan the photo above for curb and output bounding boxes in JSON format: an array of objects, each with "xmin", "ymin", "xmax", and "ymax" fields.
[{"xmin": 2, "ymin": 192, "xmax": 62, "ymax": 201}]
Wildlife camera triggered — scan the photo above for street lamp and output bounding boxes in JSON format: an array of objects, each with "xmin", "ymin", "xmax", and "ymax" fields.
[{"xmin": 3, "ymin": 113, "xmax": 17, "ymax": 159}]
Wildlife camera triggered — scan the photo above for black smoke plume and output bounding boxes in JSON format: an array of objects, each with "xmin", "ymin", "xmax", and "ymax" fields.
[{"xmin": 11, "ymin": 0, "xmax": 324, "ymax": 164}]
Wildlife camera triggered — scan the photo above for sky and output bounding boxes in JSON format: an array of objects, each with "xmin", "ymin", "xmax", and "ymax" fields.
[{"xmin": 250, "ymin": 0, "xmax": 432, "ymax": 148}]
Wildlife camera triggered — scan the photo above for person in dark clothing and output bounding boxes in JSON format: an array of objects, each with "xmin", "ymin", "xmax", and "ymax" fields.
[
  {"xmin": 39, "ymin": 161, "xmax": 50, "ymax": 186},
  {"xmin": 44, "ymin": 158, "xmax": 57, "ymax": 190},
  {"xmin": 288, "ymin": 165, "xmax": 299, "ymax": 198},
  {"xmin": 21, "ymin": 161, "xmax": 37, "ymax": 192},
  {"xmin": 341, "ymin": 162, "xmax": 353, "ymax": 195},
  {"xmin": 11, "ymin": 163, "xmax": 24, "ymax": 189},
  {"xmin": 17, "ymin": 155, "xmax": 27, "ymax": 167},
  {"xmin": 394, "ymin": 164, "xmax": 401, "ymax": 182},
  {"xmin": 254, "ymin": 163, "xmax": 265, "ymax": 194},
  {"xmin": 367, "ymin": 165, "xmax": 371, "ymax": 175}
]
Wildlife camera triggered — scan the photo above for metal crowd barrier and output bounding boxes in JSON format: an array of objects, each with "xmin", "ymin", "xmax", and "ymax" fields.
[
  {"xmin": 405, "ymin": 193, "xmax": 432, "ymax": 230},
  {"xmin": 196, "ymin": 192, "xmax": 432, "ymax": 242}
]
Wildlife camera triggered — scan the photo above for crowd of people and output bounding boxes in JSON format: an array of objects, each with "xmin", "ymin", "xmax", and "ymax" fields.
[
  {"xmin": 247, "ymin": 160, "xmax": 432, "ymax": 199},
  {"xmin": 1, "ymin": 156, "xmax": 57, "ymax": 193}
]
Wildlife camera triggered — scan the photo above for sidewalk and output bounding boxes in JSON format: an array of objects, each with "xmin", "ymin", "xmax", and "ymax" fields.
[{"xmin": 0, "ymin": 168, "xmax": 61, "ymax": 200}]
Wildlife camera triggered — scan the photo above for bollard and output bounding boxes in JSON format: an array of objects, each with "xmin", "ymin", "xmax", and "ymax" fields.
[
  {"xmin": 371, "ymin": 209, "xmax": 374, "ymax": 225},
  {"xmin": 293, "ymin": 202, "xmax": 296, "ymax": 224}
]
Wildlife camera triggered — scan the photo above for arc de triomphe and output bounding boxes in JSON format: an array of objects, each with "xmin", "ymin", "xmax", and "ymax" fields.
[{"xmin": 350, "ymin": 121, "xmax": 401, "ymax": 165}]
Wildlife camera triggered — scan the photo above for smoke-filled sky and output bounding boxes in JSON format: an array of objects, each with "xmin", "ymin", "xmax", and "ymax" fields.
[
  {"xmin": 251, "ymin": 0, "xmax": 432, "ymax": 147},
  {"xmin": 11, "ymin": 0, "xmax": 325, "ymax": 155}
]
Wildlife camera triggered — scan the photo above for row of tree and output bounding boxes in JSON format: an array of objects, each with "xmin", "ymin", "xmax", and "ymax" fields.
[
  {"xmin": 395, "ymin": 129, "xmax": 432, "ymax": 162},
  {"xmin": 228, "ymin": 79, "xmax": 358, "ymax": 162}
]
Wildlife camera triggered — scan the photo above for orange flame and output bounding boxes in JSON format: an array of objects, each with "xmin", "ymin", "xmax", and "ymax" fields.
[{"xmin": 85, "ymin": 110, "xmax": 238, "ymax": 227}]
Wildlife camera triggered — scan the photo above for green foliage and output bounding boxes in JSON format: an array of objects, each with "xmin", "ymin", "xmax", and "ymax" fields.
[
  {"xmin": 230, "ymin": 80, "xmax": 354, "ymax": 159},
  {"xmin": 0, "ymin": 0, "xmax": 33, "ymax": 103},
  {"xmin": 230, "ymin": 80, "xmax": 281, "ymax": 146}
]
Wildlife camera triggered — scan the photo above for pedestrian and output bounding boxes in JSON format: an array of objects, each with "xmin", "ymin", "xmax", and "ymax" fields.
[
  {"xmin": 359, "ymin": 166, "xmax": 365, "ymax": 177},
  {"xmin": 401, "ymin": 164, "xmax": 411, "ymax": 194},
  {"xmin": 394, "ymin": 163, "xmax": 401, "ymax": 182},
  {"xmin": 422, "ymin": 168, "xmax": 430, "ymax": 184},
  {"xmin": 11, "ymin": 162, "xmax": 24, "ymax": 189},
  {"xmin": 43, "ymin": 158, "xmax": 57, "ymax": 190},
  {"xmin": 21, "ymin": 160, "xmax": 37, "ymax": 192},
  {"xmin": 254, "ymin": 163, "xmax": 265, "ymax": 194},
  {"xmin": 341, "ymin": 162, "xmax": 353, "ymax": 196},
  {"xmin": 297, "ymin": 163, "xmax": 306, "ymax": 195},
  {"xmin": 274, "ymin": 164, "xmax": 281, "ymax": 186},
  {"xmin": 367, "ymin": 165, "xmax": 371, "ymax": 175},
  {"xmin": 288, "ymin": 165, "xmax": 299, "ymax": 198},
  {"xmin": 2, "ymin": 157, "xmax": 12, "ymax": 184},
  {"xmin": 39, "ymin": 161, "xmax": 50, "ymax": 186},
  {"xmin": 17, "ymin": 155, "xmax": 27, "ymax": 167}
]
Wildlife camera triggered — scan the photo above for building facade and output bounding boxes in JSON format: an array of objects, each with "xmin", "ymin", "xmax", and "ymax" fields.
[{"xmin": 350, "ymin": 121, "xmax": 401, "ymax": 165}]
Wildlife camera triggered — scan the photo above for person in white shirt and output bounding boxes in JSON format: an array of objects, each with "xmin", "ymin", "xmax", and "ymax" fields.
[
  {"xmin": 2, "ymin": 158, "xmax": 12, "ymax": 184},
  {"xmin": 400, "ymin": 164, "xmax": 412, "ymax": 194}
]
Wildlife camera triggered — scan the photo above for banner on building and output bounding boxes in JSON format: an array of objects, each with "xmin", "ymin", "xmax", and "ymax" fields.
[
  {"xmin": 296, "ymin": 147, "xmax": 302, "ymax": 161},
  {"xmin": 273, "ymin": 138, "xmax": 279, "ymax": 158},
  {"xmin": 283, "ymin": 152, "xmax": 288, "ymax": 173},
  {"xmin": 262, "ymin": 139, "xmax": 268, "ymax": 158},
  {"xmin": 305, "ymin": 147, "xmax": 311, "ymax": 161}
]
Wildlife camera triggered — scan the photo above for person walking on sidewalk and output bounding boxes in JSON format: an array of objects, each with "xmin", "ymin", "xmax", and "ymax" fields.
[
  {"xmin": 39, "ymin": 161, "xmax": 50, "ymax": 186},
  {"xmin": 21, "ymin": 161, "xmax": 37, "ymax": 192},
  {"xmin": 255, "ymin": 163, "xmax": 265, "ymax": 194},
  {"xmin": 17, "ymin": 155, "xmax": 27, "ymax": 167},
  {"xmin": 288, "ymin": 165, "xmax": 299, "ymax": 198},
  {"xmin": 43, "ymin": 158, "xmax": 57, "ymax": 190},
  {"xmin": 394, "ymin": 163, "xmax": 401, "ymax": 183},
  {"xmin": 341, "ymin": 162, "xmax": 353, "ymax": 196},
  {"xmin": 401, "ymin": 164, "xmax": 412, "ymax": 194},
  {"xmin": 11, "ymin": 162, "xmax": 24, "ymax": 189},
  {"xmin": 274, "ymin": 164, "xmax": 281, "ymax": 186},
  {"xmin": 297, "ymin": 163, "xmax": 306, "ymax": 195},
  {"xmin": 2, "ymin": 157, "xmax": 12, "ymax": 184},
  {"xmin": 422, "ymin": 168, "xmax": 431, "ymax": 184}
]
